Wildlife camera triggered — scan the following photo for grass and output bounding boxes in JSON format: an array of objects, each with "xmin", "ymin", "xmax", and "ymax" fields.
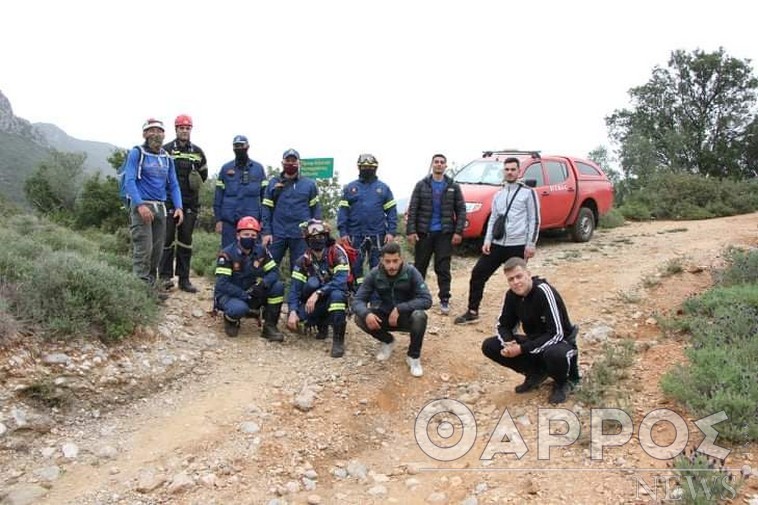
[
  {"xmin": 668, "ymin": 450, "xmax": 744, "ymax": 505},
  {"xmin": 574, "ymin": 339, "xmax": 636, "ymax": 406},
  {"xmin": 660, "ymin": 256, "xmax": 686, "ymax": 277}
]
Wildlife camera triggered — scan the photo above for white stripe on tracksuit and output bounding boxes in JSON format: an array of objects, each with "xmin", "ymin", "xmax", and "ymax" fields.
[{"xmin": 530, "ymin": 283, "xmax": 564, "ymax": 354}]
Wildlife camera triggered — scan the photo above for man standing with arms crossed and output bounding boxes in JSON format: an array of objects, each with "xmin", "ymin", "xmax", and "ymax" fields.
[
  {"xmin": 406, "ymin": 153, "xmax": 466, "ymax": 315},
  {"xmin": 455, "ymin": 157, "xmax": 540, "ymax": 324},
  {"xmin": 160, "ymin": 114, "xmax": 208, "ymax": 293}
]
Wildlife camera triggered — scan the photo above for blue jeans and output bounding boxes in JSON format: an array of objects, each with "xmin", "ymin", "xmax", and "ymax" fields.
[{"xmin": 130, "ymin": 202, "xmax": 167, "ymax": 285}]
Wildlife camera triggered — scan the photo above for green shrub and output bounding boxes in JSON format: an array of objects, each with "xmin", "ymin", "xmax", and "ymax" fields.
[
  {"xmin": 715, "ymin": 247, "xmax": 758, "ymax": 286},
  {"xmin": 618, "ymin": 174, "xmax": 758, "ymax": 221},
  {"xmin": 598, "ymin": 208, "xmax": 625, "ymax": 228},
  {"xmin": 191, "ymin": 231, "xmax": 221, "ymax": 278},
  {"xmin": 9, "ymin": 251, "xmax": 157, "ymax": 341},
  {"xmin": 0, "ymin": 217, "xmax": 157, "ymax": 341},
  {"xmin": 669, "ymin": 450, "xmax": 744, "ymax": 505},
  {"xmin": 661, "ymin": 249, "xmax": 758, "ymax": 443},
  {"xmin": 618, "ymin": 201, "xmax": 652, "ymax": 221}
]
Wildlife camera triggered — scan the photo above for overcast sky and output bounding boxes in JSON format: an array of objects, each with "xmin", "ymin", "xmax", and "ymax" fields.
[{"xmin": 2, "ymin": 1, "xmax": 756, "ymax": 199}]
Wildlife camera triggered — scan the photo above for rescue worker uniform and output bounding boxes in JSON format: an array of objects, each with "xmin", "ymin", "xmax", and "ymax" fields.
[{"xmin": 213, "ymin": 158, "xmax": 267, "ymax": 248}]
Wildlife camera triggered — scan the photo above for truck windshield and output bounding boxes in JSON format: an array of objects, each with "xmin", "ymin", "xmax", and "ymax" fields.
[{"xmin": 454, "ymin": 160, "xmax": 505, "ymax": 185}]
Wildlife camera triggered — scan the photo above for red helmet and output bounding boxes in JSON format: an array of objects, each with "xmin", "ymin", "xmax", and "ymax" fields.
[
  {"xmin": 236, "ymin": 216, "xmax": 261, "ymax": 232},
  {"xmin": 174, "ymin": 114, "xmax": 193, "ymax": 128}
]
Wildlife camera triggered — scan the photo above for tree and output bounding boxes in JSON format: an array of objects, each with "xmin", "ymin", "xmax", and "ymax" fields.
[
  {"xmin": 24, "ymin": 150, "xmax": 87, "ymax": 218},
  {"xmin": 607, "ymin": 48, "xmax": 758, "ymax": 180},
  {"xmin": 316, "ymin": 171, "xmax": 343, "ymax": 223}
]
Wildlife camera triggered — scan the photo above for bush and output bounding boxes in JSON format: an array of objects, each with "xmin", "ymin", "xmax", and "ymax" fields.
[
  {"xmin": 191, "ymin": 231, "xmax": 221, "ymax": 278},
  {"xmin": 598, "ymin": 208, "xmax": 625, "ymax": 229},
  {"xmin": 618, "ymin": 174, "xmax": 758, "ymax": 221},
  {"xmin": 0, "ymin": 216, "xmax": 158, "ymax": 341},
  {"xmin": 660, "ymin": 248, "xmax": 758, "ymax": 443},
  {"xmin": 618, "ymin": 201, "xmax": 652, "ymax": 221}
]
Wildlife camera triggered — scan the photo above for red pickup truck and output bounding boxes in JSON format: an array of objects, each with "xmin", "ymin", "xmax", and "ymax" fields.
[{"xmin": 455, "ymin": 150, "xmax": 614, "ymax": 242}]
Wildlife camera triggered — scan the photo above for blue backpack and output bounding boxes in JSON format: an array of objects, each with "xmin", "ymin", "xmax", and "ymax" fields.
[{"xmin": 117, "ymin": 146, "xmax": 145, "ymax": 207}]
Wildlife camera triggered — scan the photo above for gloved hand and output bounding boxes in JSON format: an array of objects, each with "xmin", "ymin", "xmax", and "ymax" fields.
[{"xmin": 246, "ymin": 282, "xmax": 266, "ymax": 301}]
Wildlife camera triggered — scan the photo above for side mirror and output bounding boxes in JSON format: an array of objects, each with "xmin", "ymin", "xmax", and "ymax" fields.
[{"xmin": 523, "ymin": 179, "xmax": 537, "ymax": 188}]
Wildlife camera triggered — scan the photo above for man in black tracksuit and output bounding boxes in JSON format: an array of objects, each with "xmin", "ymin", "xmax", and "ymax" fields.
[
  {"xmin": 481, "ymin": 257, "xmax": 579, "ymax": 404},
  {"xmin": 406, "ymin": 153, "xmax": 466, "ymax": 315},
  {"xmin": 159, "ymin": 114, "xmax": 208, "ymax": 293},
  {"xmin": 352, "ymin": 242, "xmax": 432, "ymax": 378}
]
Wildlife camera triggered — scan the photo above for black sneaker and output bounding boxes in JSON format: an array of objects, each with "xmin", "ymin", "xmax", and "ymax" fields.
[
  {"xmin": 454, "ymin": 310, "xmax": 479, "ymax": 325},
  {"xmin": 514, "ymin": 372, "xmax": 548, "ymax": 394},
  {"xmin": 224, "ymin": 316, "xmax": 240, "ymax": 338},
  {"xmin": 548, "ymin": 381, "xmax": 571, "ymax": 404},
  {"xmin": 178, "ymin": 280, "xmax": 198, "ymax": 293}
]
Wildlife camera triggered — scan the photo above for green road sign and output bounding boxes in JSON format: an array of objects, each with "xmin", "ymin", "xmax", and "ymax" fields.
[{"xmin": 300, "ymin": 158, "xmax": 334, "ymax": 179}]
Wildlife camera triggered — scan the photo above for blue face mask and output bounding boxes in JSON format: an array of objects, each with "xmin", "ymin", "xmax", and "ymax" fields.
[{"xmin": 239, "ymin": 236, "xmax": 256, "ymax": 250}]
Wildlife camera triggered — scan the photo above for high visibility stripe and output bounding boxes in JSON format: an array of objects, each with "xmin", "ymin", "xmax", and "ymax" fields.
[
  {"xmin": 383, "ymin": 200, "xmax": 397, "ymax": 210},
  {"xmin": 338, "ymin": 200, "xmax": 349, "ymax": 207},
  {"xmin": 333, "ymin": 264, "xmax": 349, "ymax": 272},
  {"xmin": 172, "ymin": 153, "xmax": 203, "ymax": 162},
  {"xmin": 215, "ymin": 267, "xmax": 232, "ymax": 276},
  {"xmin": 262, "ymin": 198, "xmax": 274, "ymax": 207},
  {"xmin": 177, "ymin": 241, "xmax": 192, "ymax": 250},
  {"xmin": 263, "ymin": 260, "xmax": 276, "ymax": 272},
  {"xmin": 292, "ymin": 271, "xmax": 307, "ymax": 282},
  {"xmin": 262, "ymin": 180, "xmax": 269, "ymax": 187},
  {"xmin": 328, "ymin": 303, "xmax": 347, "ymax": 312},
  {"xmin": 355, "ymin": 276, "xmax": 364, "ymax": 285},
  {"xmin": 216, "ymin": 180, "xmax": 225, "ymax": 188},
  {"xmin": 309, "ymin": 196, "xmax": 319, "ymax": 207},
  {"xmin": 267, "ymin": 295, "xmax": 284, "ymax": 304}
]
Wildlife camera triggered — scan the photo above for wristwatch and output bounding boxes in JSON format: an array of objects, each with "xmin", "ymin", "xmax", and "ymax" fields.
[{"xmin": 315, "ymin": 290, "xmax": 323, "ymax": 297}]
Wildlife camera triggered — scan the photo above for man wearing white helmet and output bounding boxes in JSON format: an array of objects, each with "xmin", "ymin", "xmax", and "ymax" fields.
[{"xmin": 122, "ymin": 118, "xmax": 184, "ymax": 295}]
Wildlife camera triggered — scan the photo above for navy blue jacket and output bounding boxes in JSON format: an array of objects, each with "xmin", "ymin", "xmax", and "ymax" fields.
[
  {"xmin": 261, "ymin": 173, "xmax": 321, "ymax": 238},
  {"xmin": 213, "ymin": 159, "xmax": 267, "ymax": 225},
  {"xmin": 337, "ymin": 178, "xmax": 397, "ymax": 237},
  {"xmin": 214, "ymin": 241, "xmax": 280, "ymax": 300}
]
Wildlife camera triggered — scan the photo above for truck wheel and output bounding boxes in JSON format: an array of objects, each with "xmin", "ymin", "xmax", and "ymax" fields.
[{"xmin": 570, "ymin": 207, "xmax": 595, "ymax": 242}]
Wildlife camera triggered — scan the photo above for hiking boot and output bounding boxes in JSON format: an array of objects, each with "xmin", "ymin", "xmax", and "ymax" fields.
[
  {"xmin": 406, "ymin": 356, "xmax": 423, "ymax": 377},
  {"xmin": 440, "ymin": 300, "xmax": 450, "ymax": 316},
  {"xmin": 375, "ymin": 340, "xmax": 395, "ymax": 361},
  {"xmin": 224, "ymin": 315, "xmax": 240, "ymax": 338},
  {"xmin": 454, "ymin": 310, "xmax": 479, "ymax": 325},
  {"xmin": 514, "ymin": 372, "xmax": 548, "ymax": 394},
  {"xmin": 331, "ymin": 324, "xmax": 346, "ymax": 358},
  {"xmin": 315, "ymin": 324, "xmax": 329, "ymax": 340},
  {"xmin": 549, "ymin": 381, "xmax": 571, "ymax": 404},
  {"xmin": 178, "ymin": 279, "xmax": 198, "ymax": 293},
  {"xmin": 261, "ymin": 323, "xmax": 284, "ymax": 342},
  {"xmin": 161, "ymin": 278, "xmax": 175, "ymax": 290}
]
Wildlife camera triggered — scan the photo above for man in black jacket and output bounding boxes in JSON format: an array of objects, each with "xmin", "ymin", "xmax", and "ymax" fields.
[
  {"xmin": 481, "ymin": 257, "xmax": 579, "ymax": 404},
  {"xmin": 352, "ymin": 242, "xmax": 432, "ymax": 377},
  {"xmin": 159, "ymin": 114, "xmax": 208, "ymax": 293},
  {"xmin": 406, "ymin": 154, "xmax": 466, "ymax": 315}
]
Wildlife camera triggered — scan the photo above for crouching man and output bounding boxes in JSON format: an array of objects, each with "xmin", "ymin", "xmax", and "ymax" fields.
[
  {"xmin": 286, "ymin": 219, "xmax": 349, "ymax": 358},
  {"xmin": 352, "ymin": 242, "xmax": 432, "ymax": 377},
  {"xmin": 214, "ymin": 216, "xmax": 285, "ymax": 341},
  {"xmin": 481, "ymin": 257, "xmax": 579, "ymax": 404}
]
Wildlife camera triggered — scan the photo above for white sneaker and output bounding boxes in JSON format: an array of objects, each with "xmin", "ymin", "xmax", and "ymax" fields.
[
  {"xmin": 406, "ymin": 356, "xmax": 423, "ymax": 377},
  {"xmin": 376, "ymin": 341, "xmax": 395, "ymax": 361}
]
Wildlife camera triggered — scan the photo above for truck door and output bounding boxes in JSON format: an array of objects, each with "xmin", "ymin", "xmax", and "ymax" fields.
[{"xmin": 536, "ymin": 159, "xmax": 575, "ymax": 228}]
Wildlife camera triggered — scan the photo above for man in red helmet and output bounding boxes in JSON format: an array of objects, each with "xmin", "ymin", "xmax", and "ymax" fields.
[
  {"xmin": 159, "ymin": 115, "xmax": 208, "ymax": 293},
  {"xmin": 213, "ymin": 216, "xmax": 285, "ymax": 340}
]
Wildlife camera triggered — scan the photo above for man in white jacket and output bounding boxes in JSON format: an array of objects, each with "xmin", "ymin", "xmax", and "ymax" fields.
[{"xmin": 454, "ymin": 157, "xmax": 540, "ymax": 324}]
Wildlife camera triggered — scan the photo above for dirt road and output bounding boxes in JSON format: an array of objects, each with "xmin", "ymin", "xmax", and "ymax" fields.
[{"xmin": 1, "ymin": 213, "xmax": 757, "ymax": 505}]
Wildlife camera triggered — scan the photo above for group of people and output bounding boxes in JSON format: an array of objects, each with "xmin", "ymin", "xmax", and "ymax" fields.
[{"xmin": 121, "ymin": 117, "xmax": 579, "ymax": 403}]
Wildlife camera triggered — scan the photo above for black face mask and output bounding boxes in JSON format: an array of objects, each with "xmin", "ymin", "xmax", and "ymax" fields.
[
  {"xmin": 308, "ymin": 237, "xmax": 327, "ymax": 252},
  {"xmin": 234, "ymin": 148, "xmax": 249, "ymax": 166},
  {"xmin": 359, "ymin": 168, "xmax": 377, "ymax": 181}
]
